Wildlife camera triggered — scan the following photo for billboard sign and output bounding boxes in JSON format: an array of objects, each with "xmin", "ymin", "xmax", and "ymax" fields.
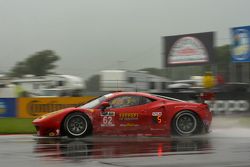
[
  {"xmin": 17, "ymin": 97, "xmax": 96, "ymax": 118},
  {"xmin": 163, "ymin": 32, "xmax": 214, "ymax": 66},
  {"xmin": 0, "ymin": 98, "xmax": 16, "ymax": 117},
  {"xmin": 231, "ymin": 26, "xmax": 250, "ymax": 62}
]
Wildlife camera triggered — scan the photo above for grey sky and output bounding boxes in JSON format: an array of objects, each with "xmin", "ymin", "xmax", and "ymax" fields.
[{"xmin": 0, "ymin": 0, "xmax": 249, "ymax": 79}]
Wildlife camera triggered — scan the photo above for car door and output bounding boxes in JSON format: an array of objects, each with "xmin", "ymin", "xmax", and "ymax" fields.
[{"xmin": 105, "ymin": 95, "xmax": 148, "ymax": 134}]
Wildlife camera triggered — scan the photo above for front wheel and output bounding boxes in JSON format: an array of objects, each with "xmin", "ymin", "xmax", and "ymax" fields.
[
  {"xmin": 172, "ymin": 111, "xmax": 199, "ymax": 136},
  {"xmin": 63, "ymin": 112, "xmax": 91, "ymax": 138}
]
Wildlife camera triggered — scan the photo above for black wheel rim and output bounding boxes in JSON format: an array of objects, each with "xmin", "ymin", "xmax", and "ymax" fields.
[
  {"xmin": 176, "ymin": 113, "xmax": 197, "ymax": 134},
  {"xmin": 66, "ymin": 115, "xmax": 87, "ymax": 136}
]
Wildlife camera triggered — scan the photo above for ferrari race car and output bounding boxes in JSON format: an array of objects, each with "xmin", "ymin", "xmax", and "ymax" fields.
[{"xmin": 32, "ymin": 92, "xmax": 212, "ymax": 137}]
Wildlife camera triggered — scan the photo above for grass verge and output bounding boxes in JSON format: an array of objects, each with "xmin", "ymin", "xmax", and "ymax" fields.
[{"xmin": 0, "ymin": 118, "xmax": 36, "ymax": 134}]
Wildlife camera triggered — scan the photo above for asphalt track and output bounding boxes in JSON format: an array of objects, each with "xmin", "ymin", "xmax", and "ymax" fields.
[{"xmin": 1, "ymin": 117, "xmax": 250, "ymax": 167}]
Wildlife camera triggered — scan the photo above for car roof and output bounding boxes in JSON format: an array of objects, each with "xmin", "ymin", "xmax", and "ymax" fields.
[
  {"xmin": 110, "ymin": 91, "xmax": 153, "ymax": 97},
  {"xmin": 108, "ymin": 92, "xmax": 185, "ymax": 102}
]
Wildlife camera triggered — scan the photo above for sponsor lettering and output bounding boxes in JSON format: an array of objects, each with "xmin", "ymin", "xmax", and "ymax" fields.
[
  {"xmin": 206, "ymin": 100, "xmax": 250, "ymax": 114},
  {"xmin": 168, "ymin": 36, "xmax": 209, "ymax": 64},
  {"xmin": 188, "ymin": 100, "xmax": 250, "ymax": 114},
  {"xmin": 101, "ymin": 111, "xmax": 115, "ymax": 116},
  {"xmin": 120, "ymin": 123, "xmax": 139, "ymax": 127},
  {"xmin": 152, "ymin": 112, "xmax": 162, "ymax": 116},
  {"xmin": 27, "ymin": 100, "xmax": 78, "ymax": 116},
  {"xmin": 18, "ymin": 97, "xmax": 95, "ymax": 118},
  {"xmin": 119, "ymin": 113, "xmax": 139, "ymax": 121}
]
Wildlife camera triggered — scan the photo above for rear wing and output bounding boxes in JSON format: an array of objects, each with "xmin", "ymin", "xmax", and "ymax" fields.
[{"xmin": 198, "ymin": 92, "xmax": 215, "ymax": 103}]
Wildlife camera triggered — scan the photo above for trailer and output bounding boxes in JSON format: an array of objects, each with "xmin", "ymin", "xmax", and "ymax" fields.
[
  {"xmin": 100, "ymin": 70, "xmax": 170, "ymax": 93},
  {"xmin": 9, "ymin": 75, "xmax": 84, "ymax": 97}
]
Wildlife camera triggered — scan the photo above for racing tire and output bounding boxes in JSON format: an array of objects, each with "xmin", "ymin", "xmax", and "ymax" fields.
[
  {"xmin": 172, "ymin": 111, "xmax": 200, "ymax": 136},
  {"xmin": 63, "ymin": 112, "xmax": 91, "ymax": 138}
]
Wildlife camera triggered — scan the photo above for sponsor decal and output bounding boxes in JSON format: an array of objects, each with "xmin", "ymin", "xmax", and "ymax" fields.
[
  {"xmin": 17, "ymin": 97, "xmax": 95, "ymax": 118},
  {"xmin": 168, "ymin": 36, "xmax": 209, "ymax": 64},
  {"xmin": 101, "ymin": 111, "xmax": 115, "ymax": 116},
  {"xmin": 152, "ymin": 116, "xmax": 162, "ymax": 124},
  {"xmin": 152, "ymin": 112, "xmax": 162, "ymax": 116},
  {"xmin": 163, "ymin": 32, "xmax": 214, "ymax": 66},
  {"xmin": 101, "ymin": 112, "xmax": 115, "ymax": 127},
  {"xmin": 0, "ymin": 98, "xmax": 16, "ymax": 117},
  {"xmin": 26, "ymin": 100, "xmax": 77, "ymax": 116},
  {"xmin": 231, "ymin": 26, "xmax": 250, "ymax": 62},
  {"xmin": 206, "ymin": 100, "xmax": 250, "ymax": 114},
  {"xmin": 152, "ymin": 112, "xmax": 162, "ymax": 124},
  {"xmin": 0, "ymin": 101, "xmax": 6, "ymax": 114},
  {"xmin": 187, "ymin": 100, "xmax": 250, "ymax": 114},
  {"xmin": 119, "ymin": 113, "xmax": 139, "ymax": 121},
  {"xmin": 120, "ymin": 123, "xmax": 139, "ymax": 127}
]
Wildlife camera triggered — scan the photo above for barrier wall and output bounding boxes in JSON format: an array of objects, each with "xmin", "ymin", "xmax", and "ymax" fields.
[
  {"xmin": 156, "ymin": 92, "xmax": 250, "ymax": 115},
  {"xmin": 0, "ymin": 98, "xmax": 16, "ymax": 117},
  {"xmin": 17, "ymin": 96, "xmax": 95, "ymax": 118},
  {"xmin": 0, "ymin": 93, "xmax": 249, "ymax": 118}
]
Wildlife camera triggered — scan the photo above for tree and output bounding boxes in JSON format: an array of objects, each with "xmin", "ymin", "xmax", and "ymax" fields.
[
  {"xmin": 9, "ymin": 50, "xmax": 60, "ymax": 77},
  {"xmin": 9, "ymin": 62, "xmax": 28, "ymax": 78},
  {"xmin": 215, "ymin": 45, "xmax": 230, "ymax": 64}
]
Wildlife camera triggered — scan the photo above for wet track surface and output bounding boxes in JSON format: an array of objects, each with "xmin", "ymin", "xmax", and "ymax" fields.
[{"xmin": 1, "ymin": 120, "xmax": 250, "ymax": 167}]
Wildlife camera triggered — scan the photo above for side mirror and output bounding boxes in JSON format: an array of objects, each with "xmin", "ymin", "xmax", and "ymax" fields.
[{"xmin": 100, "ymin": 101, "xmax": 110, "ymax": 111}]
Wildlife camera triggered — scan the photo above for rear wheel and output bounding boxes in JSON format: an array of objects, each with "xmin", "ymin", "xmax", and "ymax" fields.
[
  {"xmin": 172, "ymin": 111, "xmax": 199, "ymax": 136},
  {"xmin": 63, "ymin": 112, "xmax": 91, "ymax": 138}
]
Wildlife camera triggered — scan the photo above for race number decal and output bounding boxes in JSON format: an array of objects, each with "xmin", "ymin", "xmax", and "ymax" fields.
[
  {"xmin": 101, "ymin": 116, "xmax": 115, "ymax": 127},
  {"xmin": 152, "ymin": 112, "xmax": 162, "ymax": 124}
]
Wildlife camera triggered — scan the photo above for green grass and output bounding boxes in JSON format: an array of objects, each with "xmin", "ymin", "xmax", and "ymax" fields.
[{"xmin": 0, "ymin": 118, "xmax": 36, "ymax": 134}]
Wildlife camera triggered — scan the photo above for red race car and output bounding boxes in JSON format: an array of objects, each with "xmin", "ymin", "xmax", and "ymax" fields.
[{"xmin": 32, "ymin": 92, "xmax": 212, "ymax": 137}]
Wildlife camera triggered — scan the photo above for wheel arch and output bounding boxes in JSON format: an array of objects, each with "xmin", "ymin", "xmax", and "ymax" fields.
[
  {"xmin": 170, "ymin": 109, "xmax": 203, "ymax": 135},
  {"xmin": 60, "ymin": 111, "xmax": 93, "ymax": 136}
]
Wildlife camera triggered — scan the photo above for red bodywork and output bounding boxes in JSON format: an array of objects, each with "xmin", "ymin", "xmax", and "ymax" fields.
[{"xmin": 32, "ymin": 92, "xmax": 212, "ymax": 137}]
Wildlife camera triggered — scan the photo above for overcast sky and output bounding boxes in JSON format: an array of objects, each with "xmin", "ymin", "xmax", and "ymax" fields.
[{"xmin": 0, "ymin": 0, "xmax": 249, "ymax": 79}]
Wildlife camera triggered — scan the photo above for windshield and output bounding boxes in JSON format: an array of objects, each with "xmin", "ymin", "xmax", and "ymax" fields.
[{"xmin": 79, "ymin": 93, "xmax": 113, "ymax": 109}]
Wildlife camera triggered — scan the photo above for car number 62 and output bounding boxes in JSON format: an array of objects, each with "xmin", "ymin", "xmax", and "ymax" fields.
[{"xmin": 102, "ymin": 116, "xmax": 114, "ymax": 126}]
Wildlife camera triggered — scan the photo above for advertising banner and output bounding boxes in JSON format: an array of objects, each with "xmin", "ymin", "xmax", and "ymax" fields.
[
  {"xmin": 231, "ymin": 26, "xmax": 250, "ymax": 62},
  {"xmin": 0, "ymin": 98, "xmax": 16, "ymax": 117},
  {"xmin": 163, "ymin": 32, "xmax": 214, "ymax": 66},
  {"xmin": 17, "ymin": 96, "xmax": 96, "ymax": 118},
  {"xmin": 156, "ymin": 92, "xmax": 250, "ymax": 115}
]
